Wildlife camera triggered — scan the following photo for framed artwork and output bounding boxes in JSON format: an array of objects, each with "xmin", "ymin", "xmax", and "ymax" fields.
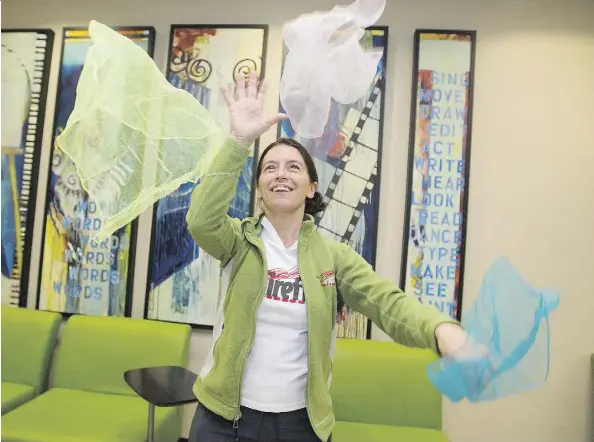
[
  {"xmin": 399, "ymin": 29, "xmax": 477, "ymax": 321},
  {"xmin": 278, "ymin": 27, "xmax": 389, "ymax": 339},
  {"xmin": 37, "ymin": 26, "xmax": 156, "ymax": 316},
  {"xmin": 145, "ymin": 25, "xmax": 268, "ymax": 327},
  {"xmin": 1, "ymin": 29, "xmax": 54, "ymax": 308}
]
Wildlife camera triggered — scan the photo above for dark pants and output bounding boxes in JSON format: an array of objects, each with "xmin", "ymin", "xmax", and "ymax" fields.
[{"xmin": 188, "ymin": 403, "xmax": 330, "ymax": 442}]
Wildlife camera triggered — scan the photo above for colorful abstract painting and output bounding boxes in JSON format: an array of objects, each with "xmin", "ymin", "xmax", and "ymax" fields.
[
  {"xmin": 399, "ymin": 30, "xmax": 476, "ymax": 321},
  {"xmin": 1, "ymin": 29, "xmax": 54, "ymax": 307},
  {"xmin": 278, "ymin": 27, "xmax": 389, "ymax": 339},
  {"xmin": 37, "ymin": 27, "xmax": 155, "ymax": 316},
  {"xmin": 146, "ymin": 25, "xmax": 268, "ymax": 326}
]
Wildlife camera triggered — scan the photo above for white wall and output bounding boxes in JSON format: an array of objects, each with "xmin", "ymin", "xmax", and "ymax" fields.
[{"xmin": 4, "ymin": 0, "xmax": 594, "ymax": 441}]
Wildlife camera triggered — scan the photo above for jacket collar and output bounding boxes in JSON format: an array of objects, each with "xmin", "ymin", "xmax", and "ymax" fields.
[{"xmin": 243, "ymin": 213, "xmax": 316, "ymax": 247}]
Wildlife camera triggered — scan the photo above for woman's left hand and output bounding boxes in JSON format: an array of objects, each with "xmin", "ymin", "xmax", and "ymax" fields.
[
  {"xmin": 433, "ymin": 323, "xmax": 495, "ymax": 399},
  {"xmin": 435, "ymin": 323, "xmax": 470, "ymax": 356}
]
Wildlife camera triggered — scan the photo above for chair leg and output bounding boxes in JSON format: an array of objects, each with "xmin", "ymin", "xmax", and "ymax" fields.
[{"xmin": 147, "ymin": 403, "xmax": 155, "ymax": 442}]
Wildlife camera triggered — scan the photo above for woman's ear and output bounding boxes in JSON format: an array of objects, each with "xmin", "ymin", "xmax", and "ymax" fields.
[
  {"xmin": 308, "ymin": 182, "xmax": 318, "ymax": 199},
  {"xmin": 255, "ymin": 195, "xmax": 265, "ymax": 216}
]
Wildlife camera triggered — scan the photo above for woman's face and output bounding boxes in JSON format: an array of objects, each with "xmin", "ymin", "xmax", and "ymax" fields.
[{"xmin": 258, "ymin": 144, "xmax": 317, "ymax": 215}]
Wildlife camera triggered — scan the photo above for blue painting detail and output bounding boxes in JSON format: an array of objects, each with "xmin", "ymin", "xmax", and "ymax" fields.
[
  {"xmin": 150, "ymin": 158, "xmax": 252, "ymax": 290},
  {"xmin": 1, "ymin": 152, "xmax": 24, "ymax": 278}
]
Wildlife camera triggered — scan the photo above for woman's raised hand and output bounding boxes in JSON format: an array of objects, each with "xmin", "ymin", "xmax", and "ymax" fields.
[{"xmin": 221, "ymin": 70, "xmax": 288, "ymax": 147}]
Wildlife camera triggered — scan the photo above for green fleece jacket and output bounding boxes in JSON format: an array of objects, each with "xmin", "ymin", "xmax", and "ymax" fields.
[{"xmin": 186, "ymin": 136, "xmax": 458, "ymax": 441}]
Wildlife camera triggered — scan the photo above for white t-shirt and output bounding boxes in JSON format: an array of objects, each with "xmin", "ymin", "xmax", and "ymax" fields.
[{"xmin": 239, "ymin": 217, "xmax": 309, "ymax": 412}]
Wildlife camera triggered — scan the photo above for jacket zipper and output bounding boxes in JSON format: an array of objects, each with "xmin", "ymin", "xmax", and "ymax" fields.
[
  {"xmin": 297, "ymin": 242, "xmax": 316, "ymax": 433},
  {"xmin": 233, "ymin": 232, "xmax": 268, "ymax": 434},
  {"xmin": 233, "ymin": 415, "xmax": 239, "ymax": 441}
]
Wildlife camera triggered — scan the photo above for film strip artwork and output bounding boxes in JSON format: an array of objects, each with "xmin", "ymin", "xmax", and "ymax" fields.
[
  {"xmin": 146, "ymin": 25, "xmax": 268, "ymax": 327},
  {"xmin": 1, "ymin": 30, "xmax": 54, "ymax": 307},
  {"xmin": 316, "ymin": 71, "xmax": 383, "ymax": 244},
  {"xmin": 279, "ymin": 27, "xmax": 388, "ymax": 339}
]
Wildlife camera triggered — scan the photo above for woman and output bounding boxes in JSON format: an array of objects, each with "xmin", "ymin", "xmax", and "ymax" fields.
[{"xmin": 186, "ymin": 71, "xmax": 468, "ymax": 442}]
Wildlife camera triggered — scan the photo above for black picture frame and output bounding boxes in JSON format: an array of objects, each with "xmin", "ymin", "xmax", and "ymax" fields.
[
  {"xmin": 399, "ymin": 29, "xmax": 477, "ymax": 322},
  {"xmin": 144, "ymin": 24, "xmax": 269, "ymax": 329},
  {"xmin": 1, "ymin": 28, "xmax": 55, "ymax": 308},
  {"xmin": 276, "ymin": 26, "xmax": 390, "ymax": 339},
  {"xmin": 36, "ymin": 25, "xmax": 156, "ymax": 319}
]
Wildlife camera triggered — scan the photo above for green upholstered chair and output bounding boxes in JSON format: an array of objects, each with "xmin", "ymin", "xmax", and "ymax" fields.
[
  {"xmin": 330, "ymin": 338, "xmax": 450, "ymax": 442},
  {"xmin": 1, "ymin": 315, "xmax": 192, "ymax": 442},
  {"xmin": 1, "ymin": 306, "xmax": 62, "ymax": 414}
]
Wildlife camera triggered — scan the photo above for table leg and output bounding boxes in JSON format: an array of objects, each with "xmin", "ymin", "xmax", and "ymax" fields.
[{"xmin": 147, "ymin": 403, "xmax": 155, "ymax": 442}]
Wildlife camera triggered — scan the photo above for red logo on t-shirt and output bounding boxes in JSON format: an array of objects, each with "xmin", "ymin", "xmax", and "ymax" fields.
[{"xmin": 266, "ymin": 266, "xmax": 305, "ymax": 304}]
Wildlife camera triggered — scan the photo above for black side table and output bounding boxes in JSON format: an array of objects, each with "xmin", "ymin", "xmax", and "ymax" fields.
[{"xmin": 124, "ymin": 366, "xmax": 199, "ymax": 442}]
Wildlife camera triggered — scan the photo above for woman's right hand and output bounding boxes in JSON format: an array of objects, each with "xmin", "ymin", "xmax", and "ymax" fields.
[{"xmin": 221, "ymin": 70, "xmax": 288, "ymax": 147}]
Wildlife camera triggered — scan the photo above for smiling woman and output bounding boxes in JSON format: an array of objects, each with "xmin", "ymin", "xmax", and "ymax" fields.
[
  {"xmin": 184, "ymin": 71, "xmax": 467, "ymax": 442},
  {"xmin": 256, "ymin": 138, "xmax": 326, "ymax": 239}
]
